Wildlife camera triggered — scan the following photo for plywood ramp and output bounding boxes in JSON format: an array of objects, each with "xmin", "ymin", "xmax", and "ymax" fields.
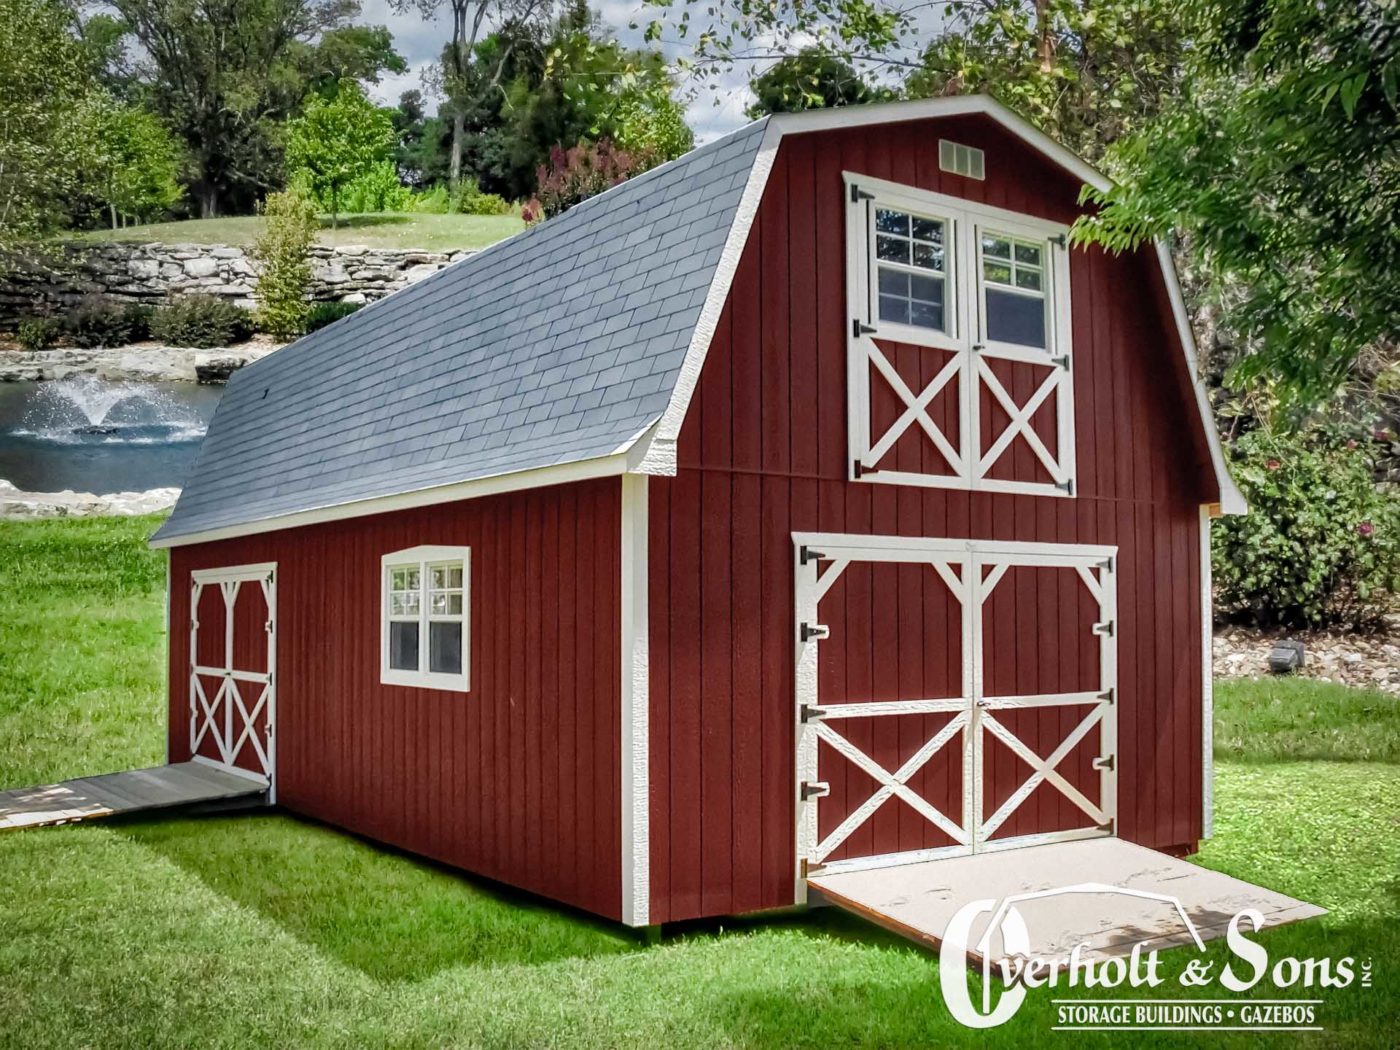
[
  {"xmin": 0, "ymin": 762, "xmax": 267, "ymax": 831},
  {"xmin": 808, "ymin": 839, "xmax": 1325, "ymax": 966}
]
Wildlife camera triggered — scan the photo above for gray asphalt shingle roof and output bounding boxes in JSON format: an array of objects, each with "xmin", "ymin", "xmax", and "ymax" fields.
[{"xmin": 153, "ymin": 118, "xmax": 769, "ymax": 542}]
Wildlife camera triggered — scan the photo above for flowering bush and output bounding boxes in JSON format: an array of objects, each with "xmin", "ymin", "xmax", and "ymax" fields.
[
  {"xmin": 527, "ymin": 140, "xmax": 647, "ymax": 223},
  {"xmin": 1213, "ymin": 427, "xmax": 1400, "ymax": 628}
]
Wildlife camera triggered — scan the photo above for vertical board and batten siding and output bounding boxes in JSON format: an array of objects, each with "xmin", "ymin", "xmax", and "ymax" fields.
[
  {"xmin": 168, "ymin": 477, "xmax": 624, "ymax": 920},
  {"xmin": 648, "ymin": 116, "xmax": 1215, "ymax": 925}
]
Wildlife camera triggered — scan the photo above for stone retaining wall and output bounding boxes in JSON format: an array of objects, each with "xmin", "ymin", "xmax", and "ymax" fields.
[{"xmin": 0, "ymin": 242, "xmax": 474, "ymax": 326}]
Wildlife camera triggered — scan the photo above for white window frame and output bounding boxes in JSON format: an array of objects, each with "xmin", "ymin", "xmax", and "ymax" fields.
[
  {"xmin": 845, "ymin": 172, "xmax": 1076, "ymax": 498},
  {"xmin": 380, "ymin": 545, "xmax": 471, "ymax": 692}
]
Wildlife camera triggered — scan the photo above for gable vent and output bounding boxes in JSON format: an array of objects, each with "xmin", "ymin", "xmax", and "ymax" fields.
[{"xmin": 939, "ymin": 139, "xmax": 985, "ymax": 180}]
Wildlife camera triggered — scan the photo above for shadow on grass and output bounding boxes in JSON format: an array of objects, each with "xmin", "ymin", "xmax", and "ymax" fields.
[
  {"xmin": 323, "ymin": 214, "xmax": 412, "ymax": 231},
  {"xmin": 663, "ymin": 902, "xmax": 926, "ymax": 955},
  {"xmin": 117, "ymin": 810, "xmax": 635, "ymax": 982}
]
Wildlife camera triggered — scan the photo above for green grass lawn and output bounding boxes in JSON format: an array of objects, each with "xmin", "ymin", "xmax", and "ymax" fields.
[
  {"xmin": 1, "ymin": 516, "xmax": 1396, "ymax": 1047},
  {"xmin": 73, "ymin": 212, "xmax": 524, "ymax": 252}
]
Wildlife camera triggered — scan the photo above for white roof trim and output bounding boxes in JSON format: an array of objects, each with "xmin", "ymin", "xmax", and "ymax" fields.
[
  {"xmin": 149, "ymin": 452, "xmax": 632, "ymax": 549},
  {"xmin": 634, "ymin": 94, "xmax": 1241, "ymax": 513},
  {"xmin": 1154, "ymin": 239, "xmax": 1246, "ymax": 514},
  {"xmin": 635, "ymin": 118, "xmax": 783, "ymax": 471}
]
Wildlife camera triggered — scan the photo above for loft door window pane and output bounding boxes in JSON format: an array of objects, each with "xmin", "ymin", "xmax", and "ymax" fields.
[{"xmin": 981, "ymin": 231, "xmax": 1047, "ymax": 348}]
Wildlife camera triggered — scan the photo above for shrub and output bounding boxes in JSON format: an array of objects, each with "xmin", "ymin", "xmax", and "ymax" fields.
[
  {"xmin": 453, "ymin": 178, "xmax": 513, "ymax": 216},
  {"xmin": 305, "ymin": 300, "xmax": 361, "ymax": 332},
  {"xmin": 409, "ymin": 185, "xmax": 452, "ymax": 214},
  {"xmin": 16, "ymin": 317, "xmax": 60, "ymax": 351},
  {"xmin": 533, "ymin": 139, "xmax": 646, "ymax": 220},
  {"xmin": 123, "ymin": 303, "xmax": 153, "ymax": 342},
  {"xmin": 1213, "ymin": 426, "xmax": 1400, "ymax": 628},
  {"xmin": 151, "ymin": 295, "xmax": 254, "ymax": 348},
  {"xmin": 64, "ymin": 298, "xmax": 147, "ymax": 348},
  {"xmin": 249, "ymin": 189, "xmax": 319, "ymax": 340},
  {"xmin": 342, "ymin": 161, "xmax": 413, "ymax": 213}
]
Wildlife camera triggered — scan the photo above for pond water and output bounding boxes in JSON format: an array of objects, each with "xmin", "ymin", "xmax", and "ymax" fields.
[{"xmin": 0, "ymin": 377, "xmax": 223, "ymax": 493}]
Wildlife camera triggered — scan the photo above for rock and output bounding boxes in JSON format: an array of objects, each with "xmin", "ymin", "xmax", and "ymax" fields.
[
  {"xmin": 182, "ymin": 257, "xmax": 219, "ymax": 277},
  {"xmin": 403, "ymin": 262, "xmax": 441, "ymax": 284},
  {"xmin": 0, "ymin": 479, "xmax": 180, "ymax": 519},
  {"xmin": 1214, "ymin": 624, "xmax": 1400, "ymax": 697},
  {"xmin": 1, "ymin": 241, "xmax": 481, "ymax": 327}
]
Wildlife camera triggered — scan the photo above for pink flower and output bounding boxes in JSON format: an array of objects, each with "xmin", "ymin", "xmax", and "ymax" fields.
[
  {"xmin": 1347, "ymin": 439, "xmax": 1358, "ymax": 449},
  {"xmin": 1357, "ymin": 521, "xmax": 1375, "ymax": 537},
  {"xmin": 1265, "ymin": 458, "xmax": 1282, "ymax": 470}
]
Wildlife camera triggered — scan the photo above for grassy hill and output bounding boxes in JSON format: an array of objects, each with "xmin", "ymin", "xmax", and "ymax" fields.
[{"xmin": 76, "ymin": 212, "xmax": 524, "ymax": 252}]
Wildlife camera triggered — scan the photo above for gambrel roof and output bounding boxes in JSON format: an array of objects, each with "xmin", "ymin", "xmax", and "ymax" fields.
[{"xmin": 153, "ymin": 97, "xmax": 1241, "ymax": 547}]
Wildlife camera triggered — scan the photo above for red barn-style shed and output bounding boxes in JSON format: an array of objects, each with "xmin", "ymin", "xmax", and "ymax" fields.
[{"xmin": 153, "ymin": 97, "xmax": 1244, "ymax": 929}]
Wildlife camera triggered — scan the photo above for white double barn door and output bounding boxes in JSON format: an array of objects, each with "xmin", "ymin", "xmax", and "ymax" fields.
[{"xmin": 794, "ymin": 534, "xmax": 1117, "ymax": 882}]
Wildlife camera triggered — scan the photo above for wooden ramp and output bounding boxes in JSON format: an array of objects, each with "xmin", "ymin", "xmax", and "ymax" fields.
[
  {"xmin": 808, "ymin": 838, "xmax": 1325, "ymax": 966},
  {"xmin": 0, "ymin": 762, "xmax": 268, "ymax": 831}
]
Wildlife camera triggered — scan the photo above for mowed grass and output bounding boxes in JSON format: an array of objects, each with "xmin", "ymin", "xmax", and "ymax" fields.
[
  {"xmin": 1214, "ymin": 675, "xmax": 1400, "ymax": 764},
  {"xmin": 0, "ymin": 516, "xmax": 1397, "ymax": 1047},
  {"xmin": 74, "ymin": 212, "xmax": 524, "ymax": 251}
]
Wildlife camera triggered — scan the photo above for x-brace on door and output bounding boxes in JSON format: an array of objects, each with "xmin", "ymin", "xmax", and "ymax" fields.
[
  {"xmin": 190, "ymin": 562, "xmax": 277, "ymax": 798},
  {"xmin": 793, "ymin": 534, "xmax": 1117, "ymax": 897}
]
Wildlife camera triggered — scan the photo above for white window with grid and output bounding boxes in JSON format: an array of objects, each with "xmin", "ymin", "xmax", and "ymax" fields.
[
  {"xmin": 381, "ymin": 545, "xmax": 470, "ymax": 691},
  {"xmin": 845, "ymin": 173, "xmax": 1076, "ymax": 497}
]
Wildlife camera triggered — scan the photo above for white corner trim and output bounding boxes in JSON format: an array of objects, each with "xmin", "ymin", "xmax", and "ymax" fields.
[
  {"xmin": 1199, "ymin": 505, "xmax": 1215, "ymax": 839},
  {"xmin": 150, "ymin": 454, "xmax": 633, "ymax": 549},
  {"xmin": 619, "ymin": 474, "xmax": 650, "ymax": 925},
  {"xmin": 164, "ymin": 551, "xmax": 172, "ymax": 767},
  {"xmin": 1154, "ymin": 240, "xmax": 1246, "ymax": 515}
]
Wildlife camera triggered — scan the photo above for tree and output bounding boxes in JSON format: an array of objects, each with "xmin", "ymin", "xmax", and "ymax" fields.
[
  {"xmin": 0, "ymin": 0, "xmax": 94, "ymax": 244},
  {"xmin": 390, "ymin": 0, "xmax": 554, "ymax": 190},
  {"xmin": 250, "ymin": 189, "xmax": 320, "ymax": 339},
  {"xmin": 1074, "ymin": 0, "xmax": 1400, "ymax": 403},
  {"xmin": 639, "ymin": 0, "xmax": 912, "ymax": 89},
  {"xmin": 110, "ymin": 0, "xmax": 403, "ymax": 216},
  {"xmin": 903, "ymin": 0, "xmax": 1188, "ymax": 161},
  {"xmin": 464, "ymin": 3, "xmax": 692, "ymax": 199},
  {"xmin": 285, "ymin": 82, "xmax": 395, "ymax": 226},
  {"xmin": 747, "ymin": 49, "xmax": 883, "ymax": 118},
  {"xmin": 77, "ymin": 98, "xmax": 186, "ymax": 227}
]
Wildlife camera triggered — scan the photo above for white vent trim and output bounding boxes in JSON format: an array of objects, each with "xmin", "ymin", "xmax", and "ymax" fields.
[{"xmin": 939, "ymin": 139, "xmax": 985, "ymax": 180}]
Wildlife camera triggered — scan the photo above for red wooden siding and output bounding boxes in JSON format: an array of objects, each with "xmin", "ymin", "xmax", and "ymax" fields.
[
  {"xmin": 168, "ymin": 477, "xmax": 623, "ymax": 920},
  {"xmin": 647, "ymin": 115, "xmax": 1213, "ymax": 924}
]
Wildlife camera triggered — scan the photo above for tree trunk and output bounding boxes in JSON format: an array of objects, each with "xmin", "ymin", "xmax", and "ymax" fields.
[
  {"xmin": 331, "ymin": 184, "xmax": 339, "ymax": 229},
  {"xmin": 109, "ymin": 203, "xmax": 118, "ymax": 231},
  {"xmin": 200, "ymin": 184, "xmax": 219, "ymax": 219},
  {"xmin": 1035, "ymin": 0, "xmax": 1055, "ymax": 72},
  {"xmin": 450, "ymin": 110, "xmax": 465, "ymax": 191}
]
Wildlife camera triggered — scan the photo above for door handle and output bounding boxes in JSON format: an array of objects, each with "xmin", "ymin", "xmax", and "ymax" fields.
[{"xmin": 974, "ymin": 699, "xmax": 990, "ymax": 709}]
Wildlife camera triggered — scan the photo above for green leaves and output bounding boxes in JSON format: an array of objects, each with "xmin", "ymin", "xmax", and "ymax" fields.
[
  {"xmin": 1214, "ymin": 426, "xmax": 1400, "ymax": 628},
  {"xmin": 250, "ymin": 188, "xmax": 320, "ymax": 340},
  {"xmin": 1075, "ymin": 0, "xmax": 1400, "ymax": 405},
  {"xmin": 285, "ymin": 82, "xmax": 395, "ymax": 226}
]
